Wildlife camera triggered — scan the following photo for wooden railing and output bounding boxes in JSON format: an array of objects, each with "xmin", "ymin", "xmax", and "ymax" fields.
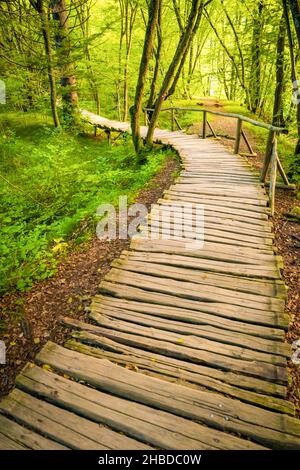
[{"xmin": 145, "ymin": 106, "xmax": 293, "ymax": 215}]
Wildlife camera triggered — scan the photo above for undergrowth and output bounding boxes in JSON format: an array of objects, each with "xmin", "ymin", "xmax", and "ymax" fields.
[{"xmin": 0, "ymin": 112, "xmax": 176, "ymax": 294}]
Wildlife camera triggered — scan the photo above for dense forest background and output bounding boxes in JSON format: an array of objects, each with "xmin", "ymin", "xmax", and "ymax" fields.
[
  {"xmin": 0, "ymin": 0, "xmax": 300, "ymax": 294},
  {"xmin": 1, "ymin": 1, "xmax": 300, "ymax": 127}
]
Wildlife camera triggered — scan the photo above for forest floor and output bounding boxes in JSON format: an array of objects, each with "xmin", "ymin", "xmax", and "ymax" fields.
[
  {"xmin": 0, "ymin": 154, "xmax": 179, "ymax": 397},
  {"xmin": 0, "ymin": 124, "xmax": 179, "ymax": 398},
  {"xmin": 188, "ymin": 99, "xmax": 300, "ymax": 416}
]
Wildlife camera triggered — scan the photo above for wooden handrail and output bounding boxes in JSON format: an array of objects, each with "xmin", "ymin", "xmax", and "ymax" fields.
[
  {"xmin": 144, "ymin": 106, "xmax": 289, "ymax": 134},
  {"xmin": 144, "ymin": 105, "xmax": 293, "ymax": 214}
]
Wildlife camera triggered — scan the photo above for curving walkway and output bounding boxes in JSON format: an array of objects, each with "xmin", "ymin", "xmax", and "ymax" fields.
[{"xmin": 0, "ymin": 112, "xmax": 299, "ymax": 450}]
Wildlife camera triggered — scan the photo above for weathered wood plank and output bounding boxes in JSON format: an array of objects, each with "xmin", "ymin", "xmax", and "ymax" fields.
[
  {"xmin": 130, "ymin": 238, "xmax": 279, "ymax": 267},
  {"xmin": 151, "ymin": 203, "xmax": 271, "ymax": 227},
  {"xmin": 87, "ymin": 312, "xmax": 287, "ymax": 366},
  {"xmin": 0, "ymin": 432, "xmax": 29, "ymax": 450},
  {"xmin": 0, "ymin": 389, "xmax": 150, "ymax": 450},
  {"xmin": 98, "ymin": 282, "xmax": 288, "ymax": 333},
  {"xmin": 92, "ymin": 294, "xmax": 285, "ymax": 340},
  {"xmin": 109, "ymin": 262, "xmax": 284, "ymax": 308},
  {"xmin": 141, "ymin": 223, "xmax": 272, "ymax": 250},
  {"xmin": 89, "ymin": 304, "xmax": 289, "ymax": 356},
  {"xmin": 102, "ymin": 270, "xmax": 287, "ymax": 326},
  {"xmin": 157, "ymin": 198, "xmax": 268, "ymax": 220},
  {"xmin": 65, "ymin": 339, "xmax": 293, "ymax": 414},
  {"xmin": 117, "ymin": 254, "xmax": 286, "ymax": 298},
  {"xmin": 0, "ymin": 414, "xmax": 68, "ymax": 450},
  {"xmin": 70, "ymin": 324, "xmax": 287, "ymax": 383},
  {"xmin": 35, "ymin": 343, "xmax": 300, "ymax": 449},
  {"xmin": 17, "ymin": 364, "xmax": 264, "ymax": 450},
  {"xmin": 119, "ymin": 250, "xmax": 280, "ymax": 280}
]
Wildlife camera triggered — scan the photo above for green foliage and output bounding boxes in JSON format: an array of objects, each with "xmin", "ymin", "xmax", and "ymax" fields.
[
  {"xmin": 223, "ymin": 101, "xmax": 299, "ymax": 184},
  {"xmin": 0, "ymin": 112, "xmax": 174, "ymax": 294}
]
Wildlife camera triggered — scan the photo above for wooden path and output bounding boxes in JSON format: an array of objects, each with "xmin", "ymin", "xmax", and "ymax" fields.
[{"xmin": 1, "ymin": 111, "xmax": 300, "ymax": 450}]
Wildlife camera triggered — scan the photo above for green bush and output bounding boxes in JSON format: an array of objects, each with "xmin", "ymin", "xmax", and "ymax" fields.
[{"xmin": 0, "ymin": 112, "xmax": 175, "ymax": 294}]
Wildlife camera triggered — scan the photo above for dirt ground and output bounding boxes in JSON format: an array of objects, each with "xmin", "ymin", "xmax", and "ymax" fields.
[{"xmin": 0, "ymin": 155, "xmax": 180, "ymax": 398}]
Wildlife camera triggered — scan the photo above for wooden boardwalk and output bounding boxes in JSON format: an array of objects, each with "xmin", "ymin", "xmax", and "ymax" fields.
[{"xmin": 1, "ymin": 111, "xmax": 300, "ymax": 450}]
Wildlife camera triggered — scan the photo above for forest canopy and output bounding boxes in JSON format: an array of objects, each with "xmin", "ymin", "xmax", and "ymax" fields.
[{"xmin": 0, "ymin": 1, "xmax": 299, "ymax": 135}]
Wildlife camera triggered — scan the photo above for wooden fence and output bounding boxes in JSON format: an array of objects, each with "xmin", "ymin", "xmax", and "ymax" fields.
[{"xmin": 144, "ymin": 107, "xmax": 294, "ymax": 215}]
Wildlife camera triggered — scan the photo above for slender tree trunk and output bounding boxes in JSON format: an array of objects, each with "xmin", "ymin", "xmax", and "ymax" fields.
[
  {"xmin": 288, "ymin": 0, "xmax": 300, "ymax": 46},
  {"xmin": 52, "ymin": 0, "xmax": 79, "ymax": 125},
  {"xmin": 123, "ymin": 1, "xmax": 137, "ymax": 121},
  {"xmin": 30, "ymin": 0, "xmax": 60, "ymax": 127},
  {"xmin": 284, "ymin": 0, "xmax": 300, "ymax": 154},
  {"xmin": 205, "ymin": 8, "xmax": 251, "ymax": 109},
  {"xmin": 75, "ymin": 1, "xmax": 101, "ymax": 115},
  {"xmin": 146, "ymin": 0, "xmax": 206, "ymax": 145},
  {"xmin": 130, "ymin": 0, "xmax": 161, "ymax": 157},
  {"xmin": 266, "ymin": 13, "xmax": 286, "ymax": 157},
  {"xmin": 250, "ymin": 1, "xmax": 264, "ymax": 114},
  {"xmin": 147, "ymin": 0, "xmax": 162, "ymax": 111}
]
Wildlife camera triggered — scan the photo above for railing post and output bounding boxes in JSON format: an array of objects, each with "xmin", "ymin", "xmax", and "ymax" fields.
[
  {"xmin": 261, "ymin": 130, "xmax": 275, "ymax": 182},
  {"xmin": 202, "ymin": 111, "xmax": 207, "ymax": 139},
  {"xmin": 234, "ymin": 118, "xmax": 242, "ymax": 154},
  {"xmin": 171, "ymin": 109, "xmax": 175, "ymax": 131},
  {"xmin": 269, "ymin": 134, "xmax": 278, "ymax": 216},
  {"xmin": 105, "ymin": 129, "xmax": 111, "ymax": 145}
]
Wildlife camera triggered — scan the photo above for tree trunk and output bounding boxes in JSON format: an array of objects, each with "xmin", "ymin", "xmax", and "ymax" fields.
[
  {"xmin": 250, "ymin": 1, "xmax": 264, "ymax": 114},
  {"xmin": 266, "ymin": 12, "xmax": 286, "ymax": 158},
  {"xmin": 130, "ymin": 0, "xmax": 161, "ymax": 157},
  {"xmin": 30, "ymin": 0, "xmax": 60, "ymax": 127},
  {"xmin": 52, "ymin": 0, "xmax": 79, "ymax": 125},
  {"xmin": 146, "ymin": 0, "xmax": 205, "ymax": 145},
  {"xmin": 284, "ymin": 0, "xmax": 300, "ymax": 154},
  {"xmin": 75, "ymin": 0, "xmax": 101, "ymax": 115},
  {"xmin": 288, "ymin": 0, "xmax": 300, "ymax": 46}
]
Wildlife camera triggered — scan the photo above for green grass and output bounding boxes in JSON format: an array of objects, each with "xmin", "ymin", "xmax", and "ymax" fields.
[{"xmin": 0, "ymin": 111, "xmax": 177, "ymax": 294}]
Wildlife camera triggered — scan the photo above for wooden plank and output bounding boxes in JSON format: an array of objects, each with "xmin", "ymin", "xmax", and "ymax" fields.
[
  {"xmin": 152, "ymin": 203, "xmax": 270, "ymax": 227},
  {"xmin": 141, "ymin": 223, "xmax": 272, "ymax": 250},
  {"xmin": 98, "ymin": 282, "xmax": 288, "ymax": 334},
  {"xmin": 0, "ymin": 432, "xmax": 28, "ymax": 450},
  {"xmin": 164, "ymin": 191, "xmax": 268, "ymax": 213},
  {"xmin": 164, "ymin": 189, "xmax": 268, "ymax": 207},
  {"xmin": 0, "ymin": 414, "xmax": 68, "ymax": 450},
  {"xmin": 157, "ymin": 198, "xmax": 268, "ymax": 220},
  {"xmin": 117, "ymin": 254, "xmax": 286, "ymax": 298},
  {"xmin": 150, "ymin": 211, "xmax": 273, "ymax": 238},
  {"xmin": 131, "ymin": 238, "xmax": 278, "ymax": 267},
  {"xmin": 89, "ymin": 301, "xmax": 289, "ymax": 356},
  {"xmin": 70, "ymin": 323, "xmax": 286, "ymax": 383},
  {"xmin": 103, "ymin": 269, "xmax": 286, "ymax": 322},
  {"xmin": 120, "ymin": 250, "xmax": 280, "ymax": 280},
  {"xmin": 105, "ymin": 268, "xmax": 284, "ymax": 314},
  {"xmin": 65, "ymin": 339, "xmax": 293, "ymax": 414},
  {"xmin": 169, "ymin": 184, "xmax": 265, "ymax": 200},
  {"xmin": 92, "ymin": 294, "xmax": 285, "ymax": 341},
  {"xmin": 0, "ymin": 389, "xmax": 150, "ymax": 450},
  {"xmin": 16, "ymin": 364, "xmax": 264, "ymax": 450},
  {"xmin": 85, "ymin": 312, "xmax": 288, "ymax": 365},
  {"xmin": 35, "ymin": 343, "xmax": 300, "ymax": 450}
]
